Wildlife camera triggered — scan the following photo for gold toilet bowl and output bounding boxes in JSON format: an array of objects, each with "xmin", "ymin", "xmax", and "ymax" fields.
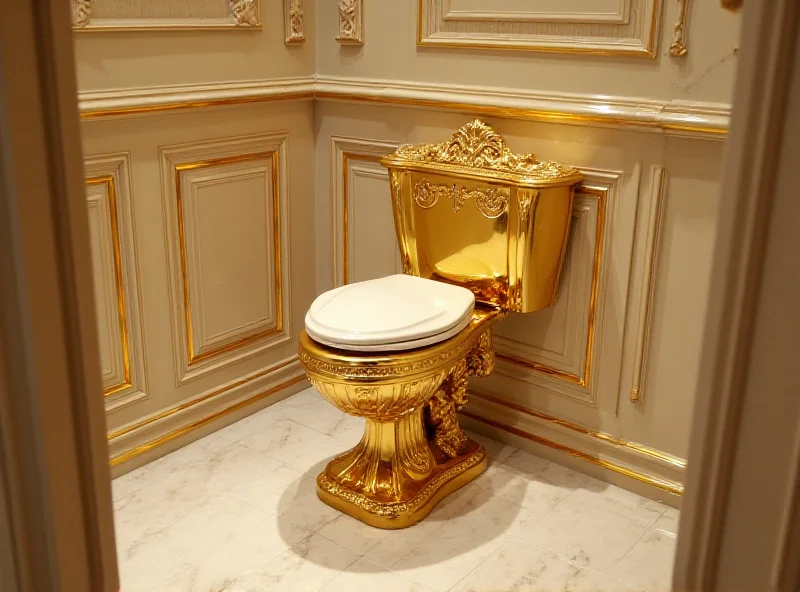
[
  {"xmin": 299, "ymin": 120, "xmax": 582, "ymax": 529},
  {"xmin": 299, "ymin": 305, "xmax": 501, "ymax": 529}
]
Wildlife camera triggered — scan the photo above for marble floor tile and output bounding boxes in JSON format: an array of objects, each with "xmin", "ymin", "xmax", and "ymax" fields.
[
  {"xmin": 237, "ymin": 416, "xmax": 331, "ymax": 461},
  {"xmin": 114, "ymin": 387, "xmax": 678, "ymax": 592},
  {"xmin": 318, "ymin": 514, "xmax": 393, "ymax": 556},
  {"xmin": 611, "ymin": 529, "xmax": 677, "ymax": 592},
  {"xmin": 522, "ymin": 494, "xmax": 649, "ymax": 574},
  {"xmin": 229, "ymin": 534, "xmax": 360, "ymax": 592},
  {"xmin": 567, "ymin": 482, "xmax": 670, "ymax": 527},
  {"xmin": 155, "ymin": 517, "xmax": 311, "ymax": 591},
  {"xmin": 451, "ymin": 539, "xmax": 636, "ymax": 592},
  {"xmin": 320, "ymin": 557, "xmax": 432, "ymax": 592},
  {"xmin": 653, "ymin": 506, "xmax": 680, "ymax": 536},
  {"xmin": 389, "ymin": 489, "xmax": 518, "ymax": 592},
  {"xmin": 117, "ymin": 531, "xmax": 187, "ymax": 592},
  {"xmin": 155, "ymin": 492, "xmax": 269, "ymax": 563},
  {"xmin": 464, "ymin": 430, "xmax": 516, "ymax": 464}
]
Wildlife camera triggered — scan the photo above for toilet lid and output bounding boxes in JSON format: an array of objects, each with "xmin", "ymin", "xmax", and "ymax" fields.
[{"xmin": 305, "ymin": 274, "xmax": 475, "ymax": 352}]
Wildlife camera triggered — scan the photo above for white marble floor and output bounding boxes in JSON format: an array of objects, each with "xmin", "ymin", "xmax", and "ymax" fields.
[{"xmin": 113, "ymin": 388, "xmax": 679, "ymax": 592}]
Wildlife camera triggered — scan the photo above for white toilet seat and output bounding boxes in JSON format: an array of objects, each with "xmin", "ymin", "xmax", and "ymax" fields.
[{"xmin": 305, "ymin": 274, "xmax": 475, "ymax": 352}]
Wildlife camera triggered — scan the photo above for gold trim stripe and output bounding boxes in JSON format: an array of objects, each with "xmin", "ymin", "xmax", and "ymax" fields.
[
  {"xmin": 77, "ymin": 82, "xmax": 728, "ymax": 138},
  {"xmin": 110, "ymin": 373, "xmax": 305, "ymax": 467},
  {"xmin": 108, "ymin": 355, "xmax": 300, "ymax": 442},
  {"xmin": 460, "ymin": 409, "xmax": 684, "ymax": 495},
  {"xmin": 496, "ymin": 184, "xmax": 607, "ymax": 387},
  {"xmin": 85, "ymin": 175, "xmax": 132, "ymax": 397},
  {"xmin": 471, "ymin": 389, "xmax": 687, "ymax": 469},
  {"xmin": 174, "ymin": 151, "xmax": 283, "ymax": 365}
]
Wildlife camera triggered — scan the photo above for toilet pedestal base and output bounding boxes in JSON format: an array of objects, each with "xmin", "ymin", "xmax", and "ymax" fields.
[{"xmin": 316, "ymin": 432, "xmax": 487, "ymax": 530}]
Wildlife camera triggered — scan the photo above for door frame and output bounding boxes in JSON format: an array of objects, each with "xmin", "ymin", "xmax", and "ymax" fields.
[
  {"xmin": 0, "ymin": 0, "xmax": 118, "ymax": 590},
  {"xmin": 674, "ymin": 0, "xmax": 800, "ymax": 590}
]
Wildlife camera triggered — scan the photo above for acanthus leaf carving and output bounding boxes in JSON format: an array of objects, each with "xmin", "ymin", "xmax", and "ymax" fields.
[
  {"xmin": 669, "ymin": 0, "xmax": 690, "ymax": 57},
  {"xmin": 230, "ymin": 0, "xmax": 259, "ymax": 27},
  {"xmin": 413, "ymin": 177, "xmax": 509, "ymax": 218},
  {"xmin": 392, "ymin": 120, "xmax": 579, "ymax": 182},
  {"xmin": 284, "ymin": 0, "xmax": 305, "ymax": 43},
  {"xmin": 71, "ymin": 0, "xmax": 92, "ymax": 28},
  {"xmin": 337, "ymin": 0, "xmax": 363, "ymax": 44}
]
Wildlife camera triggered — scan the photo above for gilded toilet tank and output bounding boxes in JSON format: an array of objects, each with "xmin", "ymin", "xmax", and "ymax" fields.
[{"xmin": 381, "ymin": 120, "xmax": 582, "ymax": 314}]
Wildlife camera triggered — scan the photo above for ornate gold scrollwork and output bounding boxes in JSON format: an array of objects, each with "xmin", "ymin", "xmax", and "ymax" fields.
[
  {"xmin": 414, "ymin": 178, "xmax": 509, "ymax": 218},
  {"xmin": 394, "ymin": 119, "xmax": 579, "ymax": 181}
]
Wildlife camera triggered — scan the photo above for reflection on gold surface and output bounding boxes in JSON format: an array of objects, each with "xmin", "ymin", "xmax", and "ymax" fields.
[
  {"xmin": 302, "ymin": 121, "xmax": 582, "ymax": 528},
  {"xmin": 174, "ymin": 151, "xmax": 283, "ymax": 365},
  {"xmin": 86, "ymin": 175, "xmax": 132, "ymax": 397}
]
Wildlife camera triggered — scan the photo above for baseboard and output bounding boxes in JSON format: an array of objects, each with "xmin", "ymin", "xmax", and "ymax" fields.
[
  {"xmin": 461, "ymin": 390, "xmax": 685, "ymax": 507},
  {"xmin": 108, "ymin": 356, "xmax": 308, "ymax": 476}
]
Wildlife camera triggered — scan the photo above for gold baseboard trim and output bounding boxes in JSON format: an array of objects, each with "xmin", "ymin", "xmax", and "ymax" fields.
[
  {"xmin": 471, "ymin": 390, "xmax": 686, "ymax": 469},
  {"xmin": 110, "ymin": 373, "xmax": 305, "ymax": 467},
  {"xmin": 460, "ymin": 409, "xmax": 684, "ymax": 496},
  {"xmin": 108, "ymin": 355, "xmax": 299, "ymax": 441}
]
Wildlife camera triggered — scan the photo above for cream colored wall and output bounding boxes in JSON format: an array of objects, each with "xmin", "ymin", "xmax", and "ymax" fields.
[
  {"xmin": 75, "ymin": 1, "xmax": 316, "ymax": 471},
  {"xmin": 313, "ymin": 1, "xmax": 739, "ymax": 501},
  {"xmin": 315, "ymin": 0, "xmax": 738, "ymax": 104}
]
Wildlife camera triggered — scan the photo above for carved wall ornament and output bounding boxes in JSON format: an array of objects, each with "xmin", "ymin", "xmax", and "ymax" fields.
[
  {"xmin": 393, "ymin": 120, "xmax": 579, "ymax": 182},
  {"xmin": 230, "ymin": 0, "xmax": 259, "ymax": 27},
  {"xmin": 71, "ymin": 0, "xmax": 92, "ymax": 27},
  {"xmin": 669, "ymin": 0, "xmax": 690, "ymax": 57},
  {"xmin": 284, "ymin": 0, "xmax": 305, "ymax": 43},
  {"xmin": 337, "ymin": 0, "xmax": 363, "ymax": 45},
  {"xmin": 413, "ymin": 177, "xmax": 509, "ymax": 218}
]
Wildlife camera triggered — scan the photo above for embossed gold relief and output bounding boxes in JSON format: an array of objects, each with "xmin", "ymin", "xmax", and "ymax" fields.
[
  {"xmin": 414, "ymin": 178, "xmax": 510, "ymax": 218},
  {"xmin": 669, "ymin": 0, "xmax": 690, "ymax": 57},
  {"xmin": 300, "ymin": 315, "xmax": 498, "ymax": 528},
  {"xmin": 230, "ymin": 0, "xmax": 259, "ymax": 26},
  {"xmin": 302, "ymin": 122, "xmax": 581, "ymax": 528},
  {"xmin": 392, "ymin": 120, "xmax": 581, "ymax": 184},
  {"xmin": 337, "ymin": 0, "xmax": 363, "ymax": 44}
]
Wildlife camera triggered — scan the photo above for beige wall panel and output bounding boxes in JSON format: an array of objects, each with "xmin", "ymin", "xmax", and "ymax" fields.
[
  {"xmin": 617, "ymin": 138, "xmax": 724, "ymax": 459},
  {"xmin": 83, "ymin": 154, "xmax": 148, "ymax": 413},
  {"xmin": 73, "ymin": 0, "xmax": 314, "ymax": 91},
  {"xmin": 315, "ymin": 1, "xmax": 739, "ymax": 103},
  {"xmin": 80, "ymin": 101, "xmax": 315, "ymax": 434},
  {"xmin": 160, "ymin": 133, "xmax": 290, "ymax": 384},
  {"xmin": 420, "ymin": 0, "xmax": 659, "ymax": 56}
]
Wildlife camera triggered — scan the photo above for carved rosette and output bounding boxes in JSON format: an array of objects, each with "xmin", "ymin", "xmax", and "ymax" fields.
[
  {"xmin": 71, "ymin": 0, "xmax": 92, "ymax": 28},
  {"xmin": 284, "ymin": 0, "xmax": 305, "ymax": 43},
  {"xmin": 337, "ymin": 0, "xmax": 363, "ymax": 45},
  {"xmin": 230, "ymin": 0, "xmax": 259, "ymax": 27}
]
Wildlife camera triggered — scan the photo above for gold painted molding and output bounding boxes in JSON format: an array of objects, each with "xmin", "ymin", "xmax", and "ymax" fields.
[
  {"xmin": 669, "ymin": 0, "xmax": 691, "ymax": 57},
  {"xmin": 417, "ymin": 0, "xmax": 663, "ymax": 58},
  {"xmin": 472, "ymin": 389, "xmax": 687, "ymax": 470},
  {"xmin": 461, "ymin": 408, "xmax": 684, "ymax": 495},
  {"xmin": 85, "ymin": 175, "xmax": 132, "ymax": 397},
  {"xmin": 173, "ymin": 151, "xmax": 284, "ymax": 365},
  {"xmin": 77, "ymin": 76, "xmax": 730, "ymax": 139}
]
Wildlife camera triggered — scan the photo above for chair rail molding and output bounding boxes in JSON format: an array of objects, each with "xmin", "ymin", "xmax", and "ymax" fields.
[{"xmin": 77, "ymin": 76, "xmax": 731, "ymax": 139}]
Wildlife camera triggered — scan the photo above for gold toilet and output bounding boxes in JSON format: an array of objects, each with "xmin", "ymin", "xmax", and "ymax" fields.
[{"xmin": 299, "ymin": 120, "xmax": 582, "ymax": 529}]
